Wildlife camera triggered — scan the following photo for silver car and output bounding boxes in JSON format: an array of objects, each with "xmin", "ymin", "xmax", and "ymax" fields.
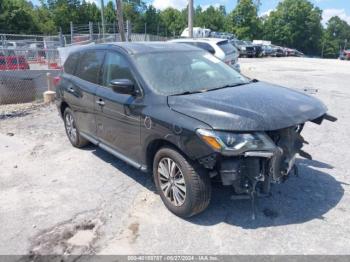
[{"xmin": 169, "ymin": 38, "xmax": 240, "ymax": 72}]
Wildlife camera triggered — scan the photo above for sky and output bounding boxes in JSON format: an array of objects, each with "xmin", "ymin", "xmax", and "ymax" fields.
[{"xmin": 31, "ymin": 0, "xmax": 350, "ymax": 25}]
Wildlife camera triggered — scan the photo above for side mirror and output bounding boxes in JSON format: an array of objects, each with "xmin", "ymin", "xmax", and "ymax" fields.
[{"xmin": 109, "ymin": 79, "xmax": 135, "ymax": 95}]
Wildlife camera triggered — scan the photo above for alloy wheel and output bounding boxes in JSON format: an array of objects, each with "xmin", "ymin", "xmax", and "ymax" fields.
[
  {"xmin": 157, "ymin": 157, "xmax": 186, "ymax": 207},
  {"xmin": 65, "ymin": 113, "xmax": 77, "ymax": 143}
]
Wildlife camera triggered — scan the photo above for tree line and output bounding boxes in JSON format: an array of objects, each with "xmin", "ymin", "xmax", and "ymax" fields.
[{"xmin": 0, "ymin": 0, "xmax": 349, "ymax": 57}]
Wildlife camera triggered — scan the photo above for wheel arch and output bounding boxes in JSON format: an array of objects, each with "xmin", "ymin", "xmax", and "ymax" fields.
[
  {"xmin": 60, "ymin": 101, "xmax": 69, "ymax": 117},
  {"xmin": 145, "ymin": 138, "xmax": 189, "ymax": 173}
]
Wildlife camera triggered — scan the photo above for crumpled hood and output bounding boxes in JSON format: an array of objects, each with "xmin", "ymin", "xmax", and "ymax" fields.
[{"xmin": 168, "ymin": 82, "xmax": 327, "ymax": 131}]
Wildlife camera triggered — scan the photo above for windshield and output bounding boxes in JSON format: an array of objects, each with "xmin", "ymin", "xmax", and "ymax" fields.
[{"xmin": 133, "ymin": 51, "xmax": 248, "ymax": 96}]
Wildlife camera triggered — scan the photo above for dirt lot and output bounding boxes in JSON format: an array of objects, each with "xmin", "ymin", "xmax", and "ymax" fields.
[{"xmin": 1, "ymin": 57, "xmax": 350, "ymax": 255}]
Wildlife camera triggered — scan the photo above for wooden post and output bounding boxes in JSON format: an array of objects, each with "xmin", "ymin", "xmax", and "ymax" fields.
[{"xmin": 43, "ymin": 73, "xmax": 56, "ymax": 103}]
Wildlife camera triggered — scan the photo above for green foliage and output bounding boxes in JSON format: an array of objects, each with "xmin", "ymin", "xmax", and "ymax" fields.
[
  {"xmin": 0, "ymin": 0, "xmax": 39, "ymax": 34},
  {"xmin": 322, "ymin": 16, "xmax": 350, "ymax": 58},
  {"xmin": 226, "ymin": 0, "xmax": 261, "ymax": 40},
  {"xmin": 105, "ymin": 1, "xmax": 116, "ymax": 24},
  {"xmin": 142, "ymin": 5, "xmax": 161, "ymax": 34},
  {"xmin": 195, "ymin": 5, "xmax": 226, "ymax": 32},
  {"xmin": 0, "ymin": 0, "xmax": 349, "ymax": 58},
  {"xmin": 160, "ymin": 7, "xmax": 185, "ymax": 36},
  {"xmin": 263, "ymin": 0, "xmax": 323, "ymax": 55}
]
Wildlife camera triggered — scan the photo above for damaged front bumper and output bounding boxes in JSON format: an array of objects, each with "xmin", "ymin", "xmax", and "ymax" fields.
[{"xmin": 198, "ymin": 113, "xmax": 337, "ymax": 219}]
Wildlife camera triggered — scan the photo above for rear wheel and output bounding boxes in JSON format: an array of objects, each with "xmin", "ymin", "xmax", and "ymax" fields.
[
  {"xmin": 153, "ymin": 147, "xmax": 211, "ymax": 218},
  {"xmin": 63, "ymin": 107, "xmax": 89, "ymax": 148}
]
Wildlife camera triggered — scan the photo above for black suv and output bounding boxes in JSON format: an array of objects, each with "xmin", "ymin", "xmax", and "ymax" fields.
[{"xmin": 56, "ymin": 42, "xmax": 335, "ymax": 218}]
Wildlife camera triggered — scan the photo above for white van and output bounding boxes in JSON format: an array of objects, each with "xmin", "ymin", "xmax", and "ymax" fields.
[{"xmin": 181, "ymin": 27, "xmax": 211, "ymax": 38}]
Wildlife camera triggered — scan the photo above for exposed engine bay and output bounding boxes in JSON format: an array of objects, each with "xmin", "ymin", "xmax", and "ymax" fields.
[{"xmin": 198, "ymin": 114, "xmax": 337, "ymax": 219}]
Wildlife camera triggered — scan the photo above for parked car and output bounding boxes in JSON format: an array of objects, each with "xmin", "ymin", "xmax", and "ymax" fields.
[
  {"xmin": 231, "ymin": 39, "xmax": 255, "ymax": 58},
  {"xmin": 169, "ymin": 38, "xmax": 240, "ymax": 72},
  {"xmin": 56, "ymin": 42, "xmax": 336, "ymax": 218},
  {"xmin": 295, "ymin": 50, "xmax": 304, "ymax": 57},
  {"xmin": 3, "ymin": 41, "xmax": 27, "ymax": 49},
  {"xmin": 339, "ymin": 50, "xmax": 350, "ymax": 60},
  {"xmin": 285, "ymin": 48, "xmax": 296, "ymax": 56},
  {"xmin": 261, "ymin": 45, "xmax": 275, "ymax": 57},
  {"xmin": 210, "ymin": 32, "xmax": 235, "ymax": 40},
  {"xmin": 252, "ymin": 44, "xmax": 263, "ymax": 57},
  {"xmin": 237, "ymin": 40, "xmax": 263, "ymax": 58},
  {"xmin": 2, "ymin": 41, "xmax": 28, "ymax": 56},
  {"xmin": 28, "ymin": 42, "xmax": 46, "ymax": 58},
  {"xmin": 272, "ymin": 45, "xmax": 285, "ymax": 57},
  {"xmin": 0, "ymin": 55, "xmax": 30, "ymax": 70}
]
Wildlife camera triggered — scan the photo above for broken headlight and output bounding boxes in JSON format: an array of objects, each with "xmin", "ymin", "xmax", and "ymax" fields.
[{"xmin": 196, "ymin": 129, "xmax": 276, "ymax": 156}]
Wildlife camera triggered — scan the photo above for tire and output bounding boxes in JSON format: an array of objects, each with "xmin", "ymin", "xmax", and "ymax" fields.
[
  {"xmin": 153, "ymin": 146, "xmax": 211, "ymax": 218},
  {"xmin": 63, "ymin": 107, "xmax": 89, "ymax": 148}
]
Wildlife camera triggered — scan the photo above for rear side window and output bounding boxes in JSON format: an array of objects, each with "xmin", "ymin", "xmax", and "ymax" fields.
[
  {"xmin": 218, "ymin": 41, "xmax": 236, "ymax": 55},
  {"xmin": 75, "ymin": 50, "xmax": 105, "ymax": 84},
  {"xmin": 64, "ymin": 52, "xmax": 79, "ymax": 75},
  {"xmin": 179, "ymin": 42, "xmax": 215, "ymax": 54},
  {"xmin": 195, "ymin": 42, "xmax": 215, "ymax": 54}
]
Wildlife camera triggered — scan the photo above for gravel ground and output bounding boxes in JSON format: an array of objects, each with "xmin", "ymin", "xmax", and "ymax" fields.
[{"xmin": 0, "ymin": 57, "xmax": 350, "ymax": 255}]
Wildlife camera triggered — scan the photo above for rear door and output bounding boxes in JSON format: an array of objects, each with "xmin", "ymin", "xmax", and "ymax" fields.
[
  {"xmin": 95, "ymin": 50, "xmax": 142, "ymax": 161},
  {"xmin": 63, "ymin": 49, "xmax": 105, "ymax": 137}
]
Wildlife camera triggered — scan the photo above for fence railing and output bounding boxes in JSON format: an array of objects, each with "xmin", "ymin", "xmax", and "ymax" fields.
[
  {"xmin": 0, "ymin": 46, "xmax": 62, "ymax": 105},
  {"xmin": 0, "ymin": 26, "xmax": 172, "ymax": 106}
]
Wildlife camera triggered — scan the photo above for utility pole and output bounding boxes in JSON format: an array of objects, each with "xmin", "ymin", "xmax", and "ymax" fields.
[
  {"xmin": 100, "ymin": 0, "xmax": 106, "ymax": 41},
  {"xmin": 116, "ymin": 0, "xmax": 126, "ymax": 42},
  {"xmin": 255, "ymin": 0, "xmax": 261, "ymax": 12},
  {"xmin": 89, "ymin": 22, "xmax": 93, "ymax": 41},
  {"xmin": 70, "ymin": 22, "xmax": 74, "ymax": 44},
  {"xmin": 188, "ymin": 0, "xmax": 193, "ymax": 38},
  {"xmin": 59, "ymin": 27, "xmax": 64, "ymax": 47}
]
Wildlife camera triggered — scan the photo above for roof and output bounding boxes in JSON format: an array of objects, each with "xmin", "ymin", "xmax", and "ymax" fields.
[
  {"xmin": 99, "ymin": 42, "xmax": 202, "ymax": 55},
  {"xmin": 169, "ymin": 38, "xmax": 228, "ymax": 44}
]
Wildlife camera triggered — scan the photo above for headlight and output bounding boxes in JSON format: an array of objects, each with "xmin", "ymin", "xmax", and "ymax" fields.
[
  {"xmin": 241, "ymin": 46, "xmax": 246, "ymax": 51},
  {"xmin": 196, "ymin": 129, "xmax": 276, "ymax": 156}
]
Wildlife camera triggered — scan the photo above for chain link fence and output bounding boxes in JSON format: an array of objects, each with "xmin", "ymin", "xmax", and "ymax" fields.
[
  {"xmin": 0, "ymin": 21, "xmax": 172, "ymax": 107},
  {"xmin": 0, "ymin": 45, "xmax": 61, "ymax": 105}
]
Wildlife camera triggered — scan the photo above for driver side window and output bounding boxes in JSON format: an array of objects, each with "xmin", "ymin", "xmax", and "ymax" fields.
[{"xmin": 102, "ymin": 51, "xmax": 136, "ymax": 88}]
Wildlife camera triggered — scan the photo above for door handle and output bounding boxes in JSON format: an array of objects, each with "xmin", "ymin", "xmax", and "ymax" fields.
[{"xmin": 96, "ymin": 99, "xmax": 105, "ymax": 106}]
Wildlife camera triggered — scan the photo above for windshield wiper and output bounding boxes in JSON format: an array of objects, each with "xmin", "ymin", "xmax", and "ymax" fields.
[
  {"xmin": 205, "ymin": 82, "xmax": 251, "ymax": 92},
  {"xmin": 172, "ymin": 90, "xmax": 209, "ymax": 96},
  {"xmin": 171, "ymin": 80, "xmax": 257, "ymax": 96}
]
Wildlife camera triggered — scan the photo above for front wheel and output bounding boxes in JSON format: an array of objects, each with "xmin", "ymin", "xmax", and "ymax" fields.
[{"xmin": 153, "ymin": 147, "xmax": 211, "ymax": 218}]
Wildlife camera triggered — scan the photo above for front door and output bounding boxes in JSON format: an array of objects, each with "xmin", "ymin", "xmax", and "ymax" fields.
[{"xmin": 95, "ymin": 51, "xmax": 142, "ymax": 161}]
